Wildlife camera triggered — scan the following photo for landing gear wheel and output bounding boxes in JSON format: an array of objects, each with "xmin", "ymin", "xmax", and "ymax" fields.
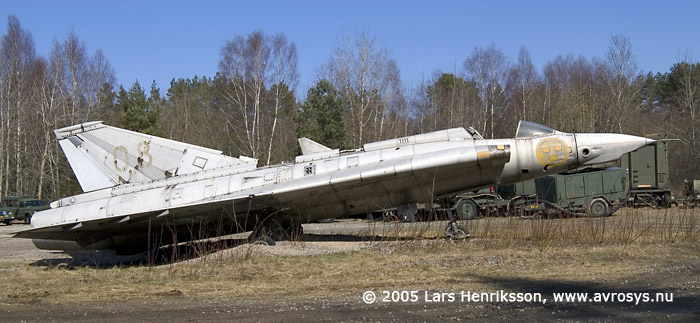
[
  {"xmin": 267, "ymin": 219, "xmax": 288, "ymax": 241},
  {"xmin": 249, "ymin": 222, "xmax": 275, "ymax": 245},
  {"xmin": 445, "ymin": 223, "xmax": 469, "ymax": 242},
  {"xmin": 588, "ymin": 198, "xmax": 609, "ymax": 217},
  {"xmin": 249, "ymin": 217, "xmax": 303, "ymax": 245},
  {"xmin": 269, "ymin": 219, "xmax": 304, "ymax": 241},
  {"xmin": 252, "ymin": 236, "xmax": 276, "ymax": 246}
]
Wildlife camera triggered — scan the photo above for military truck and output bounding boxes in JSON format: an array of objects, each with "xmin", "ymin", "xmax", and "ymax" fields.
[
  {"xmin": 619, "ymin": 135, "xmax": 672, "ymax": 208},
  {"xmin": 0, "ymin": 196, "xmax": 50, "ymax": 224},
  {"xmin": 451, "ymin": 167, "xmax": 628, "ymax": 219},
  {"xmin": 0, "ymin": 204, "xmax": 16, "ymax": 225}
]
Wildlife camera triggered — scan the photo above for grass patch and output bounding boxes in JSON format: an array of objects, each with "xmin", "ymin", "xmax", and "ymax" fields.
[{"xmin": 0, "ymin": 208, "xmax": 698, "ymax": 305}]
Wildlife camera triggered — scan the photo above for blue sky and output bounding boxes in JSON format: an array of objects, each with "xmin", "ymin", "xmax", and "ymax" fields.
[{"xmin": 2, "ymin": 0, "xmax": 699, "ymax": 96}]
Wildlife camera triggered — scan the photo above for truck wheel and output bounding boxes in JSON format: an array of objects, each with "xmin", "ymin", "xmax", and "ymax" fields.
[
  {"xmin": 508, "ymin": 206, "xmax": 523, "ymax": 218},
  {"xmin": 24, "ymin": 213, "xmax": 32, "ymax": 224},
  {"xmin": 588, "ymin": 198, "xmax": 609, "ymax": 217},
  {"xmin": 456, "ymin": 200, "xmax": 478, "ymax": 220},
  {"xmin": 4, "ymin": 220, "xmax": 11, "ymax": 226}
]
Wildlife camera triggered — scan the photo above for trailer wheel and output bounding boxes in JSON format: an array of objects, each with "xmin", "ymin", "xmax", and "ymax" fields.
[
  {"xmin": 661, "ymin": 192, "xmax": 671, "ymax": 208},
  {"xmin": 588, "ymin": 198, "xmax": 609, "ymax": 217},
  {"xmin": 455, "ymin": 200, "xmax": 478, "ymax": 220}
]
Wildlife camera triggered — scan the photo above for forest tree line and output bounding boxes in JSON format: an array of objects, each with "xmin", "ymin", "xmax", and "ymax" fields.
[{"xmin": 1, "ymin": 15, "xmax": 699, "ymax": 201}]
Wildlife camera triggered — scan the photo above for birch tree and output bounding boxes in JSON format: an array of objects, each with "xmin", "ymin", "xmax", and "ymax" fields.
[
  {"xmin": 506, "ymin": 46, "xmax": 541, "ymax": 124},
  {"xmin": 218, "ymin": 31, "xmax": 298, "ymax": 164},
  {"xmin": 0, "ymin": 15, "xmax": 36, "ymax": 197},
  {"xmin": 601, "ymin": 33, "xmax": 643, "ymax": 133},
  {"xmin": 266, "ymin": 34, "xmax": 298, "ymax": 165},
  {"xmin": 661, "ymin": 60, "xmax": 700, "ymax": 177},
  {"xmin": 320, "ymin": 30, "xmax": 403, "ymax": 146},
  {"xmin": 464, "ymin": 43, "xmax": 509, "ymax": 138}
]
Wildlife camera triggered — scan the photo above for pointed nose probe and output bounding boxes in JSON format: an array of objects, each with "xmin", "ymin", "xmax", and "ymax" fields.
[{"xmin": 574, "ymin": 133, "xmax": 655, "ymax": 166}]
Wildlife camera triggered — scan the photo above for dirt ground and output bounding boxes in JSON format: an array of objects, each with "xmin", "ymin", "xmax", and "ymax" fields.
[{"xmin": 1, "ymin": 210, "xmax": 699, "ymax": 322}]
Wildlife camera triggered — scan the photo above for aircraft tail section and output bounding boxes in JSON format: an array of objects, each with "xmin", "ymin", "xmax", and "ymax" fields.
[
  {"xmin": 55, "ymin": 121, "xmax": 257, "ymax": 192},
  {"xmin": 298, "ymin": 137, "xmax": 332, "ymax": 155}
]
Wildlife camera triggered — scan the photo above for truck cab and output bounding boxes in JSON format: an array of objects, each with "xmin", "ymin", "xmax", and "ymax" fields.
[{"xmin": 0, "ymin": 196, "xmax": 49, "ymax": 224}]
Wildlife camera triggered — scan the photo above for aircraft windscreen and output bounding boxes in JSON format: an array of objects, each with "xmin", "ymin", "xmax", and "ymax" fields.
[{"xmin": 515, "ymin": 121, "xmax": 556, "ymax": 138}]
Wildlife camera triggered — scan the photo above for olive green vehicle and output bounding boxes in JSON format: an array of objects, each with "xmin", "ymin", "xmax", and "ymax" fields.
[
  {"xmin": 451, "ymin": 167, "xmax": 629, "ymax": 219},
  {"xmin": 619, "ymin": 135, "xmax": 672, "ymax": 208},
  {"xmin": 677, "ymin": 179, "xmax": 700, "ymax": 208},
  {"xmin": 0, "ymin": 204, "xmax": 16, "ymax": 225},
  {"xmin": 452, "ymin": 137, "xmax": 669, "ymax": 219},
  {"xmin": 450, "ymin": 181, "xmax": 538, "ymax": 219},
  {"xmin": 0, "ymin": 196, "xmax": 50, "ymax": 224}
]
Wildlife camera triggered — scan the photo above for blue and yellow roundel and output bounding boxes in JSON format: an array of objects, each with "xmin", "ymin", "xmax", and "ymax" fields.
[{"xmin": 535, "ymin": 138, "xmax": 569, "ymax": 167}]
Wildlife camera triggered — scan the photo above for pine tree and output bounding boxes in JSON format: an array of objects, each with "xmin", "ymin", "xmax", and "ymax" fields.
[
  {"xmin": 296, "ymin": 80, "xmax": 346, "ymax": 149},
  {"xmin": 148, "ymin": 80, "xmax": 164, "ymax": 111},
  {"xmin": 118, "ymin": 80, "xmax": 159, "ymax": 135}
]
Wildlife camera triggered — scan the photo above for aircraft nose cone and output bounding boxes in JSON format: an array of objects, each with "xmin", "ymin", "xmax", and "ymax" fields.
[{"xmin": 575, "ymin": 133, "xmax": 654, "ymax": 166}]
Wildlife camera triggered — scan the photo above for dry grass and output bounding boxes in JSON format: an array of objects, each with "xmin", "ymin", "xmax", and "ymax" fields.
[
  {"xmin": 0, "ymin": 208, "xmax": 698, "ymax": 305},
  {"xmin": 466, "ymin": 207, "xmax": 699, "ymax": 250}
]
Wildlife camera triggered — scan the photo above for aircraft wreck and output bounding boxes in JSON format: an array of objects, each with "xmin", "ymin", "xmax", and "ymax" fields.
[{"xmin": 15, "ymin": 121, "xmax": 652, "ymax": 259}]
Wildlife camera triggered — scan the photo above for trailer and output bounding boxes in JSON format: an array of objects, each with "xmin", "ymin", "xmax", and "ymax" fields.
[
  {"xmin": 450, "ymin": 182, "xmax": 537, "ymax": 219},
  {"xmin": 677, "ymin": 179, "xmax": 700, "ymax": 208},
  {"xmin": 619, "ymin": 134, "xmax": 672, "ymax": 208},
  {"xmin": 451, "ymin": 167, "xmax": 628, "ymax": 218},
  {"xmin": 531, "ymin": 167, "xmax": 628, "ymax": 217}
]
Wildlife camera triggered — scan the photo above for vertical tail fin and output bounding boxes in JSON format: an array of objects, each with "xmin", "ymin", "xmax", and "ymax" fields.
[
  {"xmin": 55, "ymin": 122, "xmax": 257, "ymax": 192},
  {"xmin": 298, "ymin": 137, "xmax": 332, "ymax": 155}
]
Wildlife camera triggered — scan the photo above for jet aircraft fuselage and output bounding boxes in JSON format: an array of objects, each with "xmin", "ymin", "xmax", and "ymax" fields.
[{"xmin": 16, "ymin": 121, "xmax": 653, "ymax": 256}]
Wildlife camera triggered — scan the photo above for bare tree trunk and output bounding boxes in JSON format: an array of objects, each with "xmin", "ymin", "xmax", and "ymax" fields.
[
  {"xmin": 3, "ymin": 69, "xmax": 13, "ymax": 196},
  {"xmin": 0, "ymin": 81, "xmax": 5, "ymax": 198},
  {"xmin": 37, "ymin": 132, "xmax": 50, "ymax": 199},
  {"xmin": 15, "ymin": 97, "xmax": 22, "ymax": 194},
  {"xmin": 266, "ymin": 86, "xmax": 280, "ymax": 165},
  {"xmin": 3, "ymin": 114, "xmax": 9, "ymax": 194}
]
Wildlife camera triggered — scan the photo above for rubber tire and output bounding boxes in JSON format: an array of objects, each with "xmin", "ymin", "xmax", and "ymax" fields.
[
  {"xmin": 264, "ymin": 219, "xmax": 304, "ymax": 242},
  {"xmin": 661, "ymin": 192, "xmax": 672, "ymax": 208},
  {"xmin": 24, "ymin": 213, "xmax": 32, "ymax": 224},
  {"xmin": 252, "ymin": 236, "xmax": 276, "ymax": 246},
  {"xmin": 445, "ymin": 225, "xmax": 469, "ymax": 242},
  {"xmin": 456, "ymin": 200, "xmax": 478, "ymax": 220},
  {"xmin": 588, "ymin": 198, "xmax": 609, "ymax": 217}
]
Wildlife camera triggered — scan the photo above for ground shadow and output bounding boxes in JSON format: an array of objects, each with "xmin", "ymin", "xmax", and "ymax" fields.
[
  {"xmin": 464, "ymin": 272, "xmax": 700, "ymax": 321},
  {"xmin": 27, "ymin": 232, "xmax": 416, "ymax": 268}
]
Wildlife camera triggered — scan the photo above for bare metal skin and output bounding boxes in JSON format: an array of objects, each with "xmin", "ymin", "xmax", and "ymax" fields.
[{"xmin": 15, "ymin": 121, "xmax": 653, "ymax": 257}]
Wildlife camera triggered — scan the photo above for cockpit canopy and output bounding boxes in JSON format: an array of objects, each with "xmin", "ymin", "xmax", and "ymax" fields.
[{"xmin": 515, "ymin": 121, "xmax": 560, "ymax": 138}]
